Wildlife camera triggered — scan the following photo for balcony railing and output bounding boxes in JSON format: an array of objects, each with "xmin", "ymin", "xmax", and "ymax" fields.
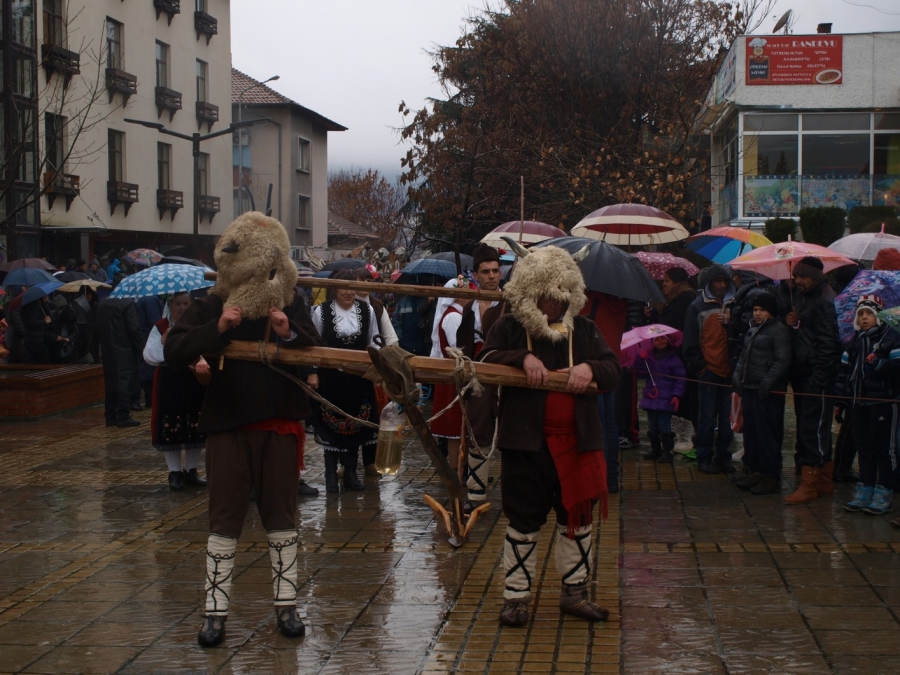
[
  {"xmin": 197, "ymin": 194, "xmax": 220, "ymax": 223},
  {"xmin": 154, "ymin": 0, "xmax": 180, "ymax": 24},
  {"xmin": 196, "ymin": 101, "xmax": 219, "ymax": 132},
  {"xmin": 105, "ymin": 68, "xmax": 138, "ymax": 104},
  {"xmin": 44, "ymin": 171, "xmax": 80, "ymax": 211},
  {"xmin": 155, "ymin": 87, "xmax": 182, "ymax": 121},
  {"xmin": 108, "ymin": 181, "xmax": 139, "ymax": 216},
  {"xmin": 157, "ymin": 189, "xmax": 183, "ymax": 220},
  {"xmin": 41, "ymin": 44, "xmax": 80, "ymax": 86},
  {"xmin": 194, "ymin": 11, "xmax": 218, "ymax": 44}
]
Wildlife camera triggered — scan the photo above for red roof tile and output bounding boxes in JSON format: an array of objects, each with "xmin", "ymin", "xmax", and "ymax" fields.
[
  {"xmin": 231, "ymin": 69, "xmax": 347, "ymax": 132},
  {"xmin": 328, "ymin": 212, "xmax": 378, "ymax": 240}
]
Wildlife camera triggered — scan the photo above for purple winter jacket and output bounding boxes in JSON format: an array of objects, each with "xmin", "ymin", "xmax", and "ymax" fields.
[{"xmin": 635, "ymin": 348, "xmax": 687, "ymax": 412}]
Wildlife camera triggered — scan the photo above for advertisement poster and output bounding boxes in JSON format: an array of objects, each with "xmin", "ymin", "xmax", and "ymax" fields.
[
  {"xmin": 874, "ymin": 176, "xmax": 900, "ymax": 207},
  {"xmin": 746, "ymin": 35, "xmax": 843, "ymax": 85},
  {"xmin": 801, "ymin": 176, "xmax": 871, "ymax": 211},
  {"xmin": 744, "ymin": 176, "xmax": 799, "ymax": 217}
]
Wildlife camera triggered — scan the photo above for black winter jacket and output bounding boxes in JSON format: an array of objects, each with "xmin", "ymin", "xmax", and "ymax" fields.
[
  {"xmin": 789, "ymin": 279, "xmax": 840, "ymax": 391},
  {"xmin": 725, "ymin": 273, "xmax": 775, "ymax": 370},
  {"xmin": 834, "ymin": 324, "xmax": 900, "ymax": 406},
  {"xmin": 97, "ymin": 299, "xmax": 144, "ymax": 394},
  {"xmin": 732, "ymin": 318, "xmax": 792, "ymax": 397}
]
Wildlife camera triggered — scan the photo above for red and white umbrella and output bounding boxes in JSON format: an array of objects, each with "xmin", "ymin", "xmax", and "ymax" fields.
[
  {"xmin": 480, "ymin": 221, "xmax": 564, "ymax": 248},
  {"xmin": 632, "ymin": 252, "xmax": 700, "ymax": 281},
  {"xmin": 571, "ymin": 203, "xmax": 689, "ymax": 247}
]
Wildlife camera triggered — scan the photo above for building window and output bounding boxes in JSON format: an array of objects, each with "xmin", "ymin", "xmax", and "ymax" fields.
[
  {"xmin": 12, "ymin": 0, "xmax": 35, "ymax": 46},
  {"xmin": 802, "ymin": 113, "xmax": 870, "ymax": 132},
  {"xmin": 155, "ymin": 41, "xmax": 168, "ymax": 89},
  {"xmin": 158, "ymin": 143, "xmax": 171, "ymax": 190},
  {"xmin": 297, "ymin": 195, "xmax": 310, "ymax": 229},
  {"xmin": 43, "ymin": 0, "xmax": 64, "ymax": 47},
  {"xmin": 106, "ymin": 18, "xmax": 123, "ymax": 70},
  {"xmin": 743, "ymin": 113, "xmax": 797, "ymax": 133},
  {"xmin": 45, "ymin": 113, "xmax": 65, "ymax": 172},
  {"xmin": 802, "ymin": 134, "xmax": 870, "ymax": 176},
  {"xmin": 198, "ymin": 152, "xmax": 209, "ymax": 195},
  {"xmin": 13, "ymin": 53, "xmax": 35, "ymax": 99},
  {"xmin": 14, "ymin": 109, "xmax": 37, "ymax": 183},
  {"xmin": 297, "ymin": 137, "xmax": 310, "ymax": 172},
  {"xmin": 108, "ymin": 129, "xmax": 124, "ymax": 182},
  {"xmin": 196, "ymin": 59, "xmax": 207, "ymax": 102},
  {"xmin": 742, "ymin": 134, "xmax": 798, "ymax": 176}
]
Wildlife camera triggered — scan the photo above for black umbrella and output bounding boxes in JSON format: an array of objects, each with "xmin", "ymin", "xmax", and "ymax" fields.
[
  {"xmin": 159, "ymin": 256, "xmax": 211, "ymax": 269},
  {"xmin": 322, "ymin": 258, "xmax": 366, "ymax": 272},
  {"xmin": 427, "ymin": 251, "xmax": 474, "ymax": 270},
  {"xmin": 56, "ymin": 271, "xmax": 91, "ymax": 283},
  {"xmin": 531, "ymin": 236, "xmax": 664, "ymax": 303}
]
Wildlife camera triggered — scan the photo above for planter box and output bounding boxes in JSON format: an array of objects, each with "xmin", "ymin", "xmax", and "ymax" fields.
[{"xmin": 0, "ymin": 364, "xmax": 105, "ymax": 417}]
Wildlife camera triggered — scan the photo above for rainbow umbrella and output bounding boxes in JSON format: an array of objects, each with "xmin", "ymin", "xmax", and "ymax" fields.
[{"xmin": 686, "ymin": 227, "xmax": 772, "ymax": 264}]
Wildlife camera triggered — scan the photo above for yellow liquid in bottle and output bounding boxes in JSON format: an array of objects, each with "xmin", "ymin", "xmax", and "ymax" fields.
[{"xmin": 374, "ymin": 431, "xmax": 403, "ymax": 475}]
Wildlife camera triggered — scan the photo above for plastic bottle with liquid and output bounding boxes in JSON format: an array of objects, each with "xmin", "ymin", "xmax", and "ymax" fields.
[{"xmin": 374, "ymin": 401, "xmax": 405, "ymax": 475}]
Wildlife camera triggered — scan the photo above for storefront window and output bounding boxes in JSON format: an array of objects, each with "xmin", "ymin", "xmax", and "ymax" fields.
[
  {"xmin": 874, "ymin": 133, "xmax": 900, "ymax": 175},
  {"xmin": 743, "ymin": 113, "xmax": 797, "ymax": 132},
  {"xmin": 803, "ymin": 113, "xmax": 870, "ymax": 131},
  {"xmin": 803, "ymin": 134, "xmax": 870, "ymax": 175},
  {"xmin": 743, "ymin": 134, "xmax": 798, "ymax": 176},
  {"xmin": 875, "ymin": 113, "xmax": 900, "ymax": 131}
]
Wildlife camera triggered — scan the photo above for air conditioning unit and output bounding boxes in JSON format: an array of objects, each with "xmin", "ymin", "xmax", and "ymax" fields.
[{"xmin": 290, "ymin": 246, "xmax": 303, "ymax": 261}]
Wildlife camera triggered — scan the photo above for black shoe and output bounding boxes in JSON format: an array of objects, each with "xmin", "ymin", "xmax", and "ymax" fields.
[
  {"xmin": 183, "ymin": 468, "xmax": 207, "ymax": 487},
  {"xmin": 105, "ymin": 418, "xmax": 116, "ymax": 427},
  {"xmin": 343, "ymin": 471, "xmax": 365, "ymax": 492},
  {"xmin": 750, "ymin": 476, "xmax": 781, "ymax": 495},
  {"xmin": 129, "ymin": 403, "xmax": 143, "ymax": 412},
  {"xmin": 833, "ymin": 470, "xmax": 860, "ymax": 483},
  {"xmin": 734, "ymin": 473, "xmax": 762, "ymax": 491},
  {"xmin": 697, "ymin": 459, "xmax": 720, "ymax": 475},
  {"xmin": 276, "ymin": 607, "xmax": 306, "ymax": 638},
  {"xmin": 168, "ymin": 471, "xmax": 184, "ymax": 491},
  {"xmin": 116, "ymin": 417, "xmax": 140, "ymax": 428},
  {"xmin": 197, "ymin": 615, "xmax": 226, "ymax": 647},
  {"xmin": 607, "ymin": 483, "xmax": 620, "ymax": 494},
  {"xmin": 324, "ymin": 452, "xmax": 340, "ymax": 494},
  {"xmin": 715, "ymin": 459, "xmax": 736, "ymax": 474},
  {"xmin": 297, "ymin": 480, "xmax": 319, "ymax": 497}
]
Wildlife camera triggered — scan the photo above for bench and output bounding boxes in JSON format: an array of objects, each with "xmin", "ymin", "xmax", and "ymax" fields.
[{"xmin": 0, "ymin": 364, "xmax": 105, "ymax": 417}]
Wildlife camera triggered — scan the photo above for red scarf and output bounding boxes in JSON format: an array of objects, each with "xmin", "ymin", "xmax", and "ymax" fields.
[
  {"xmin": 242, "ymin": 419, "xmax": 307, "ymax": 474},
  {"xmin": 544, "ymin": 391, "xmax": 608, "ymax": 538}
]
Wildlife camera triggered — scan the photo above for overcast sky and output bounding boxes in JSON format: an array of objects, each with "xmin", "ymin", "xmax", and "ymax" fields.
[{"xmin": 231, "ymin": 0, "xmax": 900, "ymax": 184}]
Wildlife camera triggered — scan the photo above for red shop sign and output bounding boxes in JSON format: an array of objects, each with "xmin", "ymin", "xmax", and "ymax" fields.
[{"xmin": 745, "ymin": 35, "xmax": 843, "ymax": 86}]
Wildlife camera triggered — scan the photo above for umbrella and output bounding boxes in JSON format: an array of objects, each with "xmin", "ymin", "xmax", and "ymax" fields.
[
  {"xmin": 620, "ymin": 324, "xmax": 683, "ymax": 368},
  {"xmin": 401, "ymin": 258, "xmax": 458, "ymax": 279},
  {"xmin": 0, "ymin": 257, "xmax": 57, "ymax": 272},
  {"xmin": 109, "ymin": 264, "xmax": 215, "ymax": 299},
  {"xmin": 531, "ymin": 237, "xmax": 664, "ymax": 303},
  {"xmin": 729, "ymin": 240, "xmax": 856, "ymax": 280},
  {"xmin": 828, "ymin": 225, "xmax": 900, "ymax": 265},
  {"xmin": 686, "ymin": 226, "xmax": 773, "ymax": 264},
  {"xmin": 57, "ymin": 279, "xmax": 111, "ymax": 293},
  {"xmin": 834, "ymin": 270, "xmax": 900, "ymax": 344},
  {"xmin": 2, "ymin": 267, "xmax": 59, "ymax": 287},
  {"xmin": 571, "ymin": 203, "xmax": 689, "ymax": 247},
  {"xmin": 322, "ymin": 258, "xmax": 366, "ymax": 272},
  {"xmin": 632, "ymin": 252, "xmax": 700, "ymax": 281},
  {"xmin": 56, "ymin": 270, "xmax": 91, "ymax": 283},
  {"xmin": 159, "ymin": 255, "xmax": 212, "ymax": 269},
  {"xmin": 426, "ymin": 251, "xmax": 474, "ymax": 270},
  {"xmin": 878, "ymin": 306, "xmax": 900, "ymax": 333},
  {"xmin": 480, "ymin": 221, "xmax": 563, "ymax": 248},
  {"xmin": 21, "ymin": 281, "xmax": 63, "ymax": 306},
  {"xmin": 123, "ymin": 248, "xmax": 162, "ymax": 266}
]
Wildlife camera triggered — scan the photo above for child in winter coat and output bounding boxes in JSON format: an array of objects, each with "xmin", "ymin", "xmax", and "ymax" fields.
[
  {"xmin": 636, "ymin": 335, "xmax": 686, "ymax": 463},
  {"xmin": 835, "ymin": 295, "xmax": 900, "ymax": 515},
  {"xmin": 731, "ymin": 292, "xmax": 791, "ymax": 495}
]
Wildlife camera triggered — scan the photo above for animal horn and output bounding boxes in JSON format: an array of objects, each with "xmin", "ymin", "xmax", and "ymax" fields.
[
  {"xmin": 571, "ymin": 244, "xmax": 590, "ymax": 263},
  {"xmin": 499, "ymin": 236, "xmax": 529, "ymax": 258}
]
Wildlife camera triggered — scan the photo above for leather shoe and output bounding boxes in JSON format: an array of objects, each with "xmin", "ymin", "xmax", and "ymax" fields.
[
  {"xmin": 834, "ymin": 469, "xmax": 860, "ymax": 483},
  {"xmin": 197, "ymin": 615, "xmax": 226, "ymax": 647},
  {"xmin": 183, "ymin": 468, "xmax": 206, "ymax": 487},
  {"xmin": 276, "ymin": 606, "xmax": 306, "ymax": 638},
  {"xmin": 697, "ymin": 459, "xmax": 720, "ymax": 475},
  {"xmin": 297, "ymin": 480, "xmax": 319, "ymax": 497},
  {"xmin": 129, "ymin": 403, "xmax": 143, "ymax": 412},
  {"xmin": 116, "ymin": 417, "xmax": 140, "ymax": 428},
  {"xmin": 498, "ymin": 600, "xmax": 529, "ymax": 627},
  {"xmin": 715, "ymin": 459, "xmax": 736, "ymax": 474},
  {"xmin": 168, "ymin": 471, "xmax": 184, "ymax": 491}
]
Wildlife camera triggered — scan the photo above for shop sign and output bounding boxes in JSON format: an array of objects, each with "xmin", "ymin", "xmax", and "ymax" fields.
[
  {"xmin": 743, "ymin": 176, "xmax": 799, "ymax": 217},
  {"xmin": 746, "ymin": 35, "xmax": 843, "ymax": 86},
  {"xmin": 801, "ymin": 176, "xmax": 870, "ymax": 211}
]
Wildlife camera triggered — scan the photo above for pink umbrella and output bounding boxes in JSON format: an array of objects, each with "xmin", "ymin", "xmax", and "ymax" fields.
[
  {"xmin": 620, "ymin": 324, "xmax": 683, "ymax": 368},
  {"xmin": 632, "ymin": 252, "xmax": 700, "ymax": 281},
  {"xmin": 729, "ymin": 239, "xmax": 856, "ymax": 280},
  {"xmin": 480, "ymin": 221, "xmax": 564, "ymax": 248},
  {"xmin": 571, "ymin": 203, "xmax": 690, "ymax": 247}
]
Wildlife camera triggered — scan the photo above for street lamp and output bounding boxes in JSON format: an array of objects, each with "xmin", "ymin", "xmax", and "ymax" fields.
[
  {"xmin": 125, "ymin": 117, "xmax": 271, "ymax": 238},
  {"xmin": 237, "ymin": 74, "xmax": 279, "ymax": 216}
]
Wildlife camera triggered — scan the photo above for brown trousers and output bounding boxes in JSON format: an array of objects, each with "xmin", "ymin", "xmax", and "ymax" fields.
[{"xmin": 207, "ymin": 430, "xmax": 298, "ymax": 539}]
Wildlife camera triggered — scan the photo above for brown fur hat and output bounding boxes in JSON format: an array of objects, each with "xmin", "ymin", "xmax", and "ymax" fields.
[
  {"xmin": 210, "ymin": 212, "xmax": 297, "ymax": 319},
  {"xmin": 504, "ymin": 245, "xmax": 586, "ymax": 343}
]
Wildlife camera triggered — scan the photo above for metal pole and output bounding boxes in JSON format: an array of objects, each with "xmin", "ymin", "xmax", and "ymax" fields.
[
  {"xmin": 193, "ymin": 133, "xmax": 200, "ymax": 238},
  {"xmin": 236, "ymin": 75, "xmax": 279, "ymax": 217}
]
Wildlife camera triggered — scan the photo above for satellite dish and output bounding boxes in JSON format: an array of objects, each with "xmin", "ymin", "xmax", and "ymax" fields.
[{"xmin": 773, "ymin": 9, "xmax": 792, "ymax": 34}]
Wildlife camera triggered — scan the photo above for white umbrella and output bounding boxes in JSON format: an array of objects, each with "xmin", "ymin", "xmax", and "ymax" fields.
[
  {"xmin": 828, "ymin": 224, "xmax": 900, "ymax": 265},
  {"xmin": 571, "ymin": 203, "xmax": 689, "ymax": 247}
]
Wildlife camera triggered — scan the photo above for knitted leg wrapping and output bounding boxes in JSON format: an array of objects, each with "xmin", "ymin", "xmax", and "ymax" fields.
[
  {"xmin": 556, "ymin": 524, "xmax": 592, "ymax": 588},
  {"xmin": 267, "ymin": 530, "xmax": 299, "ymax": 607},
  {"xmin": 503, "ymin": 526, "xmax": 539, "ymax": 602},
  {"xmin": 204, "ymin": 534, "xmax": 236, "ymax": 616}
]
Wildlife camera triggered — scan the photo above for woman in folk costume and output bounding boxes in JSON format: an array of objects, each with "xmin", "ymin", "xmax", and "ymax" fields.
[
  {"xmin": 165, "ymin": 213, "xmax": 326, "ymax": 647},
  {"xmin": 479, "ymin": 242, "xmax": 621, "ymax": 627},
  {"xmin": 429, "ymin": 276, "xmax": 471, "ymax": 475},
  {"xmin": 142, "ymin": 291, "xmax": 209, "ymax": 491},
  {"xmin": 307, "ymin": 269, "xmax": 381, "ymax": 493}
]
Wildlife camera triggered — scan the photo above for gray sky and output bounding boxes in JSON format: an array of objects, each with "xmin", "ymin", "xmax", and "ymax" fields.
[{"xmin": 231, "ymin": 0, "xmax": 900, "ymax": 184}]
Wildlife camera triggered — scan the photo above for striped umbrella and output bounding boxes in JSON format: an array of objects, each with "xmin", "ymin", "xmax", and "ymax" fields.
[
  {"xmin": 686, "ymin": 226, "xmax": 772, "ymax": 264},
  {"xmin": 571, "ymin": 204, "xmax": 689, "ymax": 247},
  {"xmin": 109, "ymin": 264, "xmax": 214, "ymax": 299},
  {"xmin": 480, "ymin": 221, "xmax": 564, "ymax": 248}
]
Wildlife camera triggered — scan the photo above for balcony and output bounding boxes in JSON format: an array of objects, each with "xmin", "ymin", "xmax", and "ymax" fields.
[
  {"xmin": 107, "ymin": 181, "xmax": 139, "ymax": 216},
  {"xmin": 105, "ymin": 68, "xmax": 138, "ymax": 105},
  {"xmin": 196, "ymin": 100, "xmax": 218, "ymax": 132},
  {"xmin": 194, "ymin": 11, "xmax": 218, "ymax": 44},
  {"xmin": 155, "ymin": 86, "xmax": 182, "ymax": 121},
  {"xmin": 41, "ymin": 44, "xmax": 80, "ymax": 86},
  {"xmin": 197, "ymin": 194, "xmax": 220, "ymax": 223},
  {"xmin": 154, "ymin": 0, "xmax": 180, "ymax": 24},
  {"xmin": 44, "ymin": 172, "xmax": 80, "ymax": 211},
  {"xmin": 157, "ymin": 189, "xmax": 183, "ymax": 220}
]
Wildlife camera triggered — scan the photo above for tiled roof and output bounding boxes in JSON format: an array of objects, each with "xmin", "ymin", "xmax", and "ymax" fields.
[
  {"xmin": 231, "ymin": 69, "xmax": 347, "ymax": 132},
  {"xmin": 328, "ymin": 212, "xmax": 379, "ymax": 240}
]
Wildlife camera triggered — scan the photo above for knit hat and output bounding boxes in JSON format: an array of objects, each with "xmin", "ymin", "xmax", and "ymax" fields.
[
  {"xmin": 873, "ymin": 247, "xmax": 900, "ymax": 271},
  {"xmin": 751, "ymin": 291, "xmax": 779, "ymax": 317},
  {"xmin": 792, "ymin": 255, "xmax": 825, "ymax": 282},
  {"xmin": 90, "ymin": 257, "xmax": 100, "ymax": 266},
  {"xmin": 472, "ymin": 243, "xmax": 500, "ymax": 272},
  {"xmin": 854, "ymin": 294, "xmax": 884, "ymax": 330}
]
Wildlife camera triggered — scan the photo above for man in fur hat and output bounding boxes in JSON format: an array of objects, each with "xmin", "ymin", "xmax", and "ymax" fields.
[
  {"xmin": 165, "ymin": 212, "xmax": 326, "ymax": 647},
  {"xmin": 478, "ymin": 243, "xmax": 620, "ymax": 627}
]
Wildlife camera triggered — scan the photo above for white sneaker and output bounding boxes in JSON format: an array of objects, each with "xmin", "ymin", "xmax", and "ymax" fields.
[{"xmin": 674, "ymin": 419, "xmax": 694, "ymax": 453}]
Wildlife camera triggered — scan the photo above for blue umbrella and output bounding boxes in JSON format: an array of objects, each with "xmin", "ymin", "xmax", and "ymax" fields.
[
  {"xmin": 2, "ymin": 268, "xmax": 58, "ymax": 287},
  {"xmin": 21, "ymin": 280, "xmax": 64, "ymax": 305},
  {"xmin": 401, "ymin": 258, "xmax": 457, "ymax": 279},
  {"xmin": 834, "ymin": 270, "xmax": 900, "ymax": 344},
  {"xmin": 109, "ymin": 264, "xmax": 215, "ymax": 299}
]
